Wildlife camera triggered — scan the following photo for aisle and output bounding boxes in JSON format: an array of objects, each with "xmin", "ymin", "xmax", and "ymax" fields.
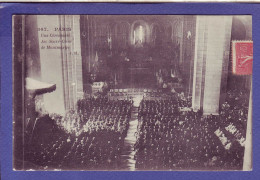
[{"xmin": 119, "ymin": 107, "xmax": 139, "ymax": 170}]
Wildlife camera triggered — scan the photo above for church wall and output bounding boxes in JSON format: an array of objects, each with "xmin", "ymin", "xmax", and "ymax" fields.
[
  {"xmin": 13, "ymin": 15, "xmax": 25, "ymax": 169},
  {"xmin": 80, "ymin": 15, "xmax": 186, "ymax": 93},
  {"xmin": 25, "ymin": 15, "xmax": 41, "ymax": 80},
  {"xmin": 181, "ymin": 16, "xmax": 196, "ymax": 96}
]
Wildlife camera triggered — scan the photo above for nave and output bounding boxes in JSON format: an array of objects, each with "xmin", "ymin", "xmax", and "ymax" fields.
[
  {"xmin": 13, "ymin": 15, "xmax": 252, "ymax": 171},
  {"xmin": 23, "ymin": 89, "xmax": 248, "ymax": 171}
]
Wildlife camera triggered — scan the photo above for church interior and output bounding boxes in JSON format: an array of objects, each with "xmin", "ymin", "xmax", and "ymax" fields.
[{"xmin": 13, "ymin": 15, "xmax": 252, "ymax": 170}]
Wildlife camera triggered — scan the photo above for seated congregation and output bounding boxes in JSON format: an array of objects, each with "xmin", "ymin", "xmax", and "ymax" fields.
[
  {"xmin": 134, "ymin": 90, "xmax": 248, "ymax": 170},
  {"xmin": 24, "ymin": 96, "xmax": 133, "ymax": 170},
  {"xmin": 23, "ymin": 89, "xmax": 248, "ymax": 170}
]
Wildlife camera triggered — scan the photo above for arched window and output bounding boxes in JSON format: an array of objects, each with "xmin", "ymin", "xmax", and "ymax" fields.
[
  {"xmin": 131, "ymin": 20, "xmax": 149, "ymax": 46},
  {"xmin": 134, "ymin": 25, "xmax": 145, "ymax": 46}
]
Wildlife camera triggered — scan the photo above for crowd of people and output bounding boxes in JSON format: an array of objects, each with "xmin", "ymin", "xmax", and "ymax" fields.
[
  {"xmin": 219, "ymin": 89, "xmax": 249, "ymax": 139},
  {"xmin": 24, "ymin": 88, "xmax": 249, "ymax": 170},
  {"xmin": 24, "ymin": 96, "xmax": 133, "ymax": 170},
  {"xmin": 134, "ymin": 90, "xmax": 249, "ymax": 170}
]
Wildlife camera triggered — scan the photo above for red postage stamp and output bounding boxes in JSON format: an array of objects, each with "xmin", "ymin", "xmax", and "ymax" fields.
[{"xmin": 232, "ymin": 41, "xmax": 253, "ymax": 75}]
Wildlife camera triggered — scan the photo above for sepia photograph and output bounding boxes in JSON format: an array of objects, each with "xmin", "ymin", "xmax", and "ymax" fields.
[{"xmin": 13, "ymin": 15, "xmax": 252, "ymax": 171}]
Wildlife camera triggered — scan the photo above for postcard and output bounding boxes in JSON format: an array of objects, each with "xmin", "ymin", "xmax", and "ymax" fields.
[{"xmin": 11, "ymin": 15, "xmax": 253, "ymax": 171}]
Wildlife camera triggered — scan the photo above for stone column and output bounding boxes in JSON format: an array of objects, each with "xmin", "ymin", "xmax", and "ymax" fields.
[
  {"xmin": 72, "ymin": 15, "xmax": 84, "ymax": 101},
  {"xmin": 37, "ymin": 15, "xmax": 66, "ymax": 115},
  {"xmin": 181, "ymin": 16, "xmax": 196, "ymax": 96},
  {"xmin": 243, "ymin": 81, "xmax": 252, "ymax": 171},
  {"xmin": 59, "ymin": 15, "xmax": 84, "ymax": 110},
  {"xmin": 192, "ymin": 16, "xmax": 207, "ymax": 111},
  {"xmin": 203, "ymin": 16, "xmax": 232, "ymax": 115},
  {"xmin": 80, "ymin": 15, "xmax": 95, "ymax": 93},
  {"xmin": 37, "ymin": 15, "xmax": 83, "ymax": 115},
  {"xmin": 192, "ymin": 16, "xmax": 232, "ymax": 115}
]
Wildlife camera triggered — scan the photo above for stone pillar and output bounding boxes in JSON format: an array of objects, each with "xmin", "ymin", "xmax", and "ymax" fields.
[
  {"xmin": 181, "ymin": 16, "xmax": 196, "ymax": 96},
  {"xmin": 243, "ymin": 81, "xmax": 252, "ymax": 171},
  {"xmin": 37, "ymin": 15, "xmax": 66, "ymax": 115},
  {"xmin": 59, "ymin": 15, "xmax": 84, "ymax": 110},
  {"xmin": 192, "ymin": 16, "xmax": 232, "ymax": 115},
  {"xmin": 203, "ymin": 16, "xmax": 232, "ymax": 115},
  {"xmin": 80, "ymin": 15, "xmax": 95, "ymax": 93},
  {"xmin": 37, "ymin": 15, "xmax": 83, "ymax": 115},
  {"xmin": 72, "ymin": 16, "xmax": 84, "ymax": 101},
  {"xmin": 192, "ymin": 16, "xmax": 207, "ymax": 111},
  {"xmin": 25, "ymin": 15, "xmax": 41, "ymax": 80}
]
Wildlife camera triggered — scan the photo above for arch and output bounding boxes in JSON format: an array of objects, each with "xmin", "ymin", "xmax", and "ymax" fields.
[
  {"xmin": 172, "ymin": 20, "xmax": 183, "ymax": 46},
  {"xmin": 113, "ymin": 21, "xmax": 131, "ymax": 48},
  {"xmin": 118, "ymin": 21, "xmax": 131, "ymax": 47},
  {"xmin": 130, "ymin": 20, "xmax": 150, "ymax": 45},
  {"xmin": 150, "ymin": 22, "xmax": 162, "ymax": 33},
  {"xmin": 117, "ymin": 21, "xmax": 131, "ymax": 33},
  {"xmin": 106, "ymin": 24, "xmax": 112, "ymax": 36},
  {"xmin": 165, "ymin": 24, "xmax": 173, "ymax": 43},
  {"xmin": 232, "ymin": 16, "xmax": 252, "ymax": 40},
  {"xmin": 150, "ymin": 22, "xmax": 163, "ymax": 46}
]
